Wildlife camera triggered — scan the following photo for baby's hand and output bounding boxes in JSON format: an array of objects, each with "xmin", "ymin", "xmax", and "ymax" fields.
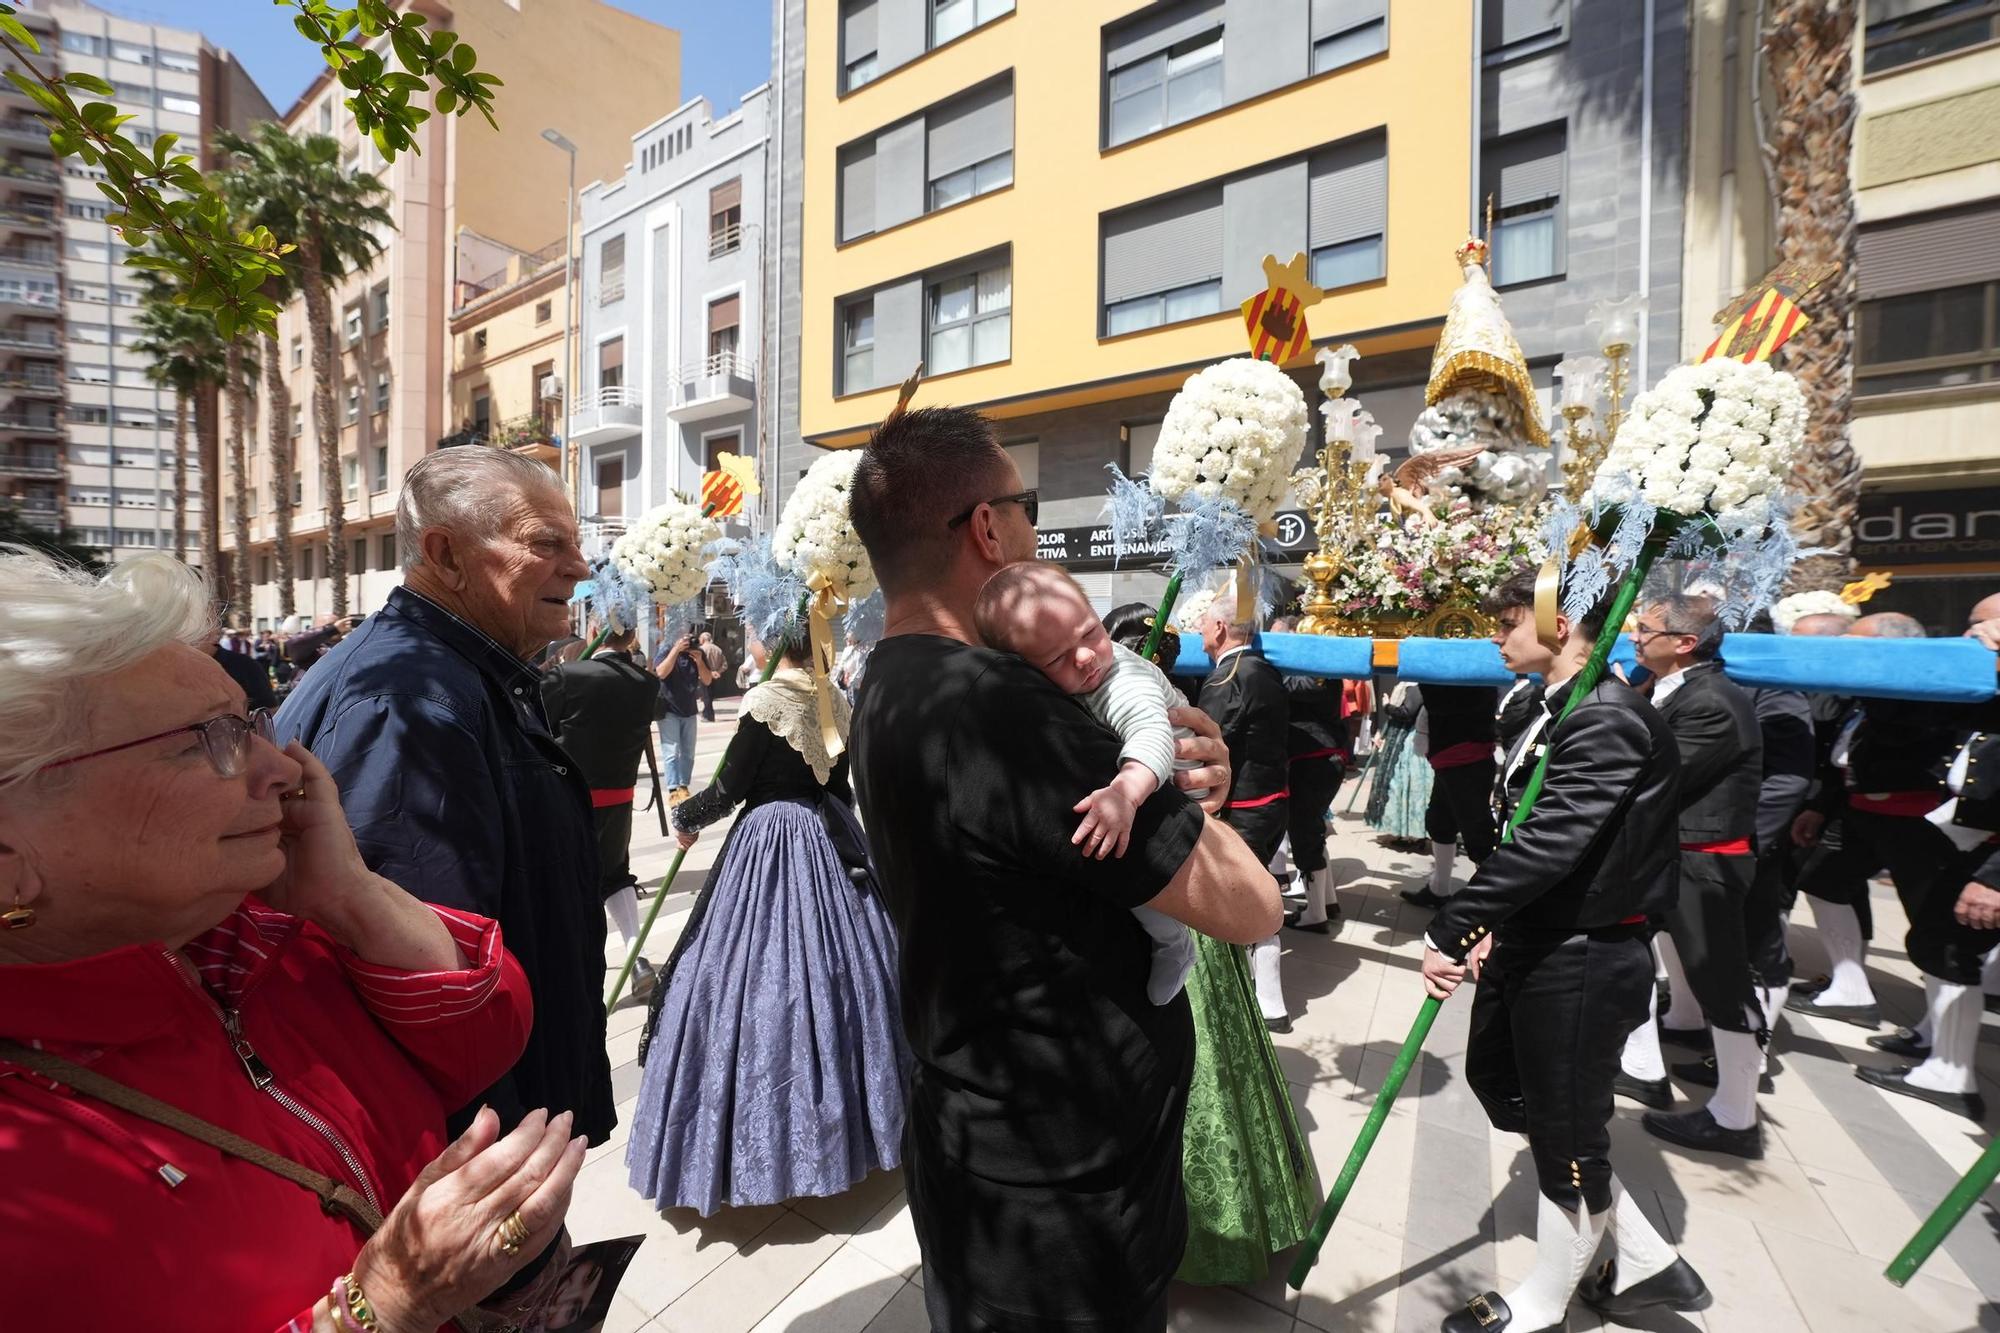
[{"xmin": 1071, "ymin": 762, "xmax": 1158, "ymax": 860}]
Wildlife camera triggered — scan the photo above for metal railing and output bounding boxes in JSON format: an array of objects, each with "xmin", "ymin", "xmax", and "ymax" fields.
[
  {"xmin": 598, "ymin": 277, "xmax": 625, "ymax": 306},
  {"xmin": 0, "ymin": 288, "xmax": 56, "ymax": 308},
  {"xmin": 708, "ymin": 223, "xmax": 743, "ymax": 259},
  {"xmin": 0, "ymin": 449, "xmax": 60, "ymax": 472},
  {"xmin": 0, "ymin": 161, "xmax": 57, "ymax": 184},
  {"xmin": 0, "ymin": 204, "xmax": 56, "ymax": 226},
  {"xmin": 575, "ymin": 385, "xmax": 642, "ymax": 413},
  {"xmin": 0, "ymin": 327, "xmax": 59, "ymax": 349},
  {"xmin": 14, "ymin": 493, "xmax": 56, "ymax": 512},
  {"xmin": 680, "ymin": 350, "xmax": 755, "ymax": 386},
  {"xmin": 0, "ymin": 370, "xmax": 59, "ymax": 390},
  {"xmin": 0, "ymin": 413, "xmax": 60, "ymax": 432},
  {"xmin": 0, "ymin": 245, "xmax": 56, "ymax": 267}
]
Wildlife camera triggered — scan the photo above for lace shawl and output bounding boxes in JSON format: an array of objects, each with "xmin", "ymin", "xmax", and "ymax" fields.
[{"xmin": 745, "ymin": 667, "xmax": 850, "ymax": 784}]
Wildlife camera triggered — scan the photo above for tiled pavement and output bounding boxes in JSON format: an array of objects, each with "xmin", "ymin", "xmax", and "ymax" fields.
[{"xmin": 581, "ymin": 708, "xmax": 2000, "ymax": 1331}]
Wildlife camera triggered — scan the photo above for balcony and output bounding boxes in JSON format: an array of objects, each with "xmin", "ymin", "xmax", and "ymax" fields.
[
  {"xmin": 0, "ymin": 447, "xmax": 60, "ymax": 477},
  {"xmin": 2, "ymin": 499, "xmax": 58, "ymax": 531},
  {"xmin": 598, "ymin": 277, "xmax": 625, "ymax": 306},
  {"xmin": 569, "ymin": 385, "xmax": 642, "ymax": 444},
  {"xmin": 667, "ymin": 352, "xmax": 755, "ymax": 423},
  {"xmin": 0, "ymin": 160, "xmax": 58, "ymax": 192},
  {"xmin": 0, "ymin": 243, "xmax": 57, "ymax": 270},
  {"xmin": 436, "ymin": 416, "xmax": 562, "ymax": 470},
  {"xmin": 0, "ymin": 367, "xmax": 60, "ymax": 396},
  {"xmin": 0, "ymin": 119, "xmax": 45, "ymax": 148},
  {"xmin": 0, "ymin": 412, "xmax": 61, "ymax": 435},
  {"xmin": 0, "ymin": 202, "xmax": 56, "ymax": 236},
  {"xmin": 708, "ymin": 223, "xmax": 744, "ymax": 260},
  {"xmin": 0, "ymin": 287, "xmax": 56, "ymax": 315}
]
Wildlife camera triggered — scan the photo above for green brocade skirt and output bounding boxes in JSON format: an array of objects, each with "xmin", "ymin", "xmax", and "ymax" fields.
[{"xmin": 1176, "ymin": 932, "xmax": 1319, "ymax": 1285}]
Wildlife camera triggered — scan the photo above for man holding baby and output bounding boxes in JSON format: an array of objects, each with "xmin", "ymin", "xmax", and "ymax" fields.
[{"xmin": 849, "ymin": 405, "xmax": 1281, "ymax": 1332}]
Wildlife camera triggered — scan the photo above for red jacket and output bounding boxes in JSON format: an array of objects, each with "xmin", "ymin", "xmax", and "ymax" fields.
[{"xmin": 0, "ymin": 899, "xmax": 531, "ymax": 1331}]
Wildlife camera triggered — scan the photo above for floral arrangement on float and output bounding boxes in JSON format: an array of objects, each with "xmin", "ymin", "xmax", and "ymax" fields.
[{"xmin": 1328, "ymin": 503, "xmax": 1546, "ymax": 622}]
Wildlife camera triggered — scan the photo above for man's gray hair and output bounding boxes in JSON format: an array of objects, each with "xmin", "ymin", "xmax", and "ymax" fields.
[
  {"xmin": 396, "ymin": 447, "xmax": 568, "ymax": 570},
  {"xmin": 0, "ymin": 548, "xmax": 215, "ymax": 789},
  {"xmin": 1651, "ymin": 592, "xmax": 1725, "ymax": 661},
  {"xmin": 1855, "ymin": 611, "xmax": 1927, "ymax": 639}
]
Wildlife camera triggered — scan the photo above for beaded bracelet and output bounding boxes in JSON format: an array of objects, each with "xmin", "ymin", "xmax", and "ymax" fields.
[{"xmin": 328, "ymin": 1274, "xmax": 380, "ymax": 1333}]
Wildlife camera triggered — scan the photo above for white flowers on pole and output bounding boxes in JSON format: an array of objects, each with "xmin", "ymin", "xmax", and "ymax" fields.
[
  {"xmin": 1150, "ymin": 357, "xmax": 1309, "ymax": 526},
  {"xmin": 773, "ymin": 448, "xmax": 877, "ymax": 600},
  {"xmin": 610, "ymin": 496, "xmax": 721, "ymax": 608},
  {"xmin": 1587, "ymin": 358, "xmax": 1807, "ymax": 524}
]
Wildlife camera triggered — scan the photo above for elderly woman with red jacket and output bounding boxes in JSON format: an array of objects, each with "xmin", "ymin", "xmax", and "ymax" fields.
[{"xmin": 0, "ymin": 550, "xmax": 585, "ymax": 1332}]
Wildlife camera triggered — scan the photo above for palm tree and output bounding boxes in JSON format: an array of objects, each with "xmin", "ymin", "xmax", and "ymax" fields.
[
  {"xmin": 223, "ymin": 340, "xmax": 259, "ymax": 611},
  {"xmin": 131, "ymin": 282, "xmax": 225, "ymax": 576},
  {"xmin": 215, "ymin": 124, "xmax": 394, "ymax": 618},
  {"xmin": 1763, "ymin": 3, "xmax": 1861, "ymax": 591}
]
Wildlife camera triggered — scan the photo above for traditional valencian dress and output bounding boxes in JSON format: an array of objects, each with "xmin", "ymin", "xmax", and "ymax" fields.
[
  {"xmin": 626, "ymin": 667, "xmax": 907, "ymax": 1215},
  {"xmin": 1367, "ymin": 683, "xmax": 1434, "ymax": 842}
]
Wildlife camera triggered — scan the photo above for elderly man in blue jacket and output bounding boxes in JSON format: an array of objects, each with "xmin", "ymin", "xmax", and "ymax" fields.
[{"xmin": 277, "ymin": 447, "xmax": 612, "ymax": 1145}]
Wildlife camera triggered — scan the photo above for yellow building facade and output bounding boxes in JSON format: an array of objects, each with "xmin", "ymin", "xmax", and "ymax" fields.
[{"xmin": 445, "ymin": 230, "xmax": 567, "ymax": 471}]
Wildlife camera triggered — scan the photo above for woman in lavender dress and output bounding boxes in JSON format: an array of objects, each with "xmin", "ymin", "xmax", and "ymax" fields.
[{"xmin": 627, "ymin": 644, "xmax": 907, "ymax": 1215}]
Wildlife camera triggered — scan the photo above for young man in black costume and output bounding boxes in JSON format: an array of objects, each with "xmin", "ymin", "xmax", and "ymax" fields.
[{"xmin": 1423, "ymin": 570, "xmax": 1706, "ymax": 1333}]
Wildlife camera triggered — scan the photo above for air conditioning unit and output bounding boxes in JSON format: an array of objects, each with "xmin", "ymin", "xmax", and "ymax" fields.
[{"xmin": 540, "ymin": 374, "xmax": 563, "ymax": 401}]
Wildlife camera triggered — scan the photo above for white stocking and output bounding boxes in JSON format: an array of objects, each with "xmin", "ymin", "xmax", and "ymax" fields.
[
  {"xmin": 1658, "ymin": 934, "xmax": 1704, "ymax": 1032},
  {"xmin": 1903, "ymin": 979, "xmax": 1980, "ymax": 1096},
  {"xmin": 1297, "ymin": 866, "xmax": 1332, "ymax": 928},
  {"xmin": 1250, "ymin": 935, "xmax": 1287, "ymax": 1021},
  {"xmin": 1605, "ymin": 1176, "xmax": 1679, "ymax": 1293},
  {"xmin": 1759, "ymin": 982, "xmax": 1789, "ymax": 1034},
  {"xmin": 606, "ymin": 885, "xmax": 640, "ymax": 947},
  {"xmin": 1706, "ymin": 1029, "xmax": 1763, "ymax": 1131},
  {"xmin": 1430, "ymin": 841, "xmax": 1456, "ymax": 897},
  {"xmin": 1809, "ymin": 900, "xmax": 1878, "ymax": 1008},
  {"xmin": 1622, "ymin": 979, "xmax": 1667, "ymax": 1082},
  {"xmin": 1501, "ymin": 1193, "xmax": 1603, "ymax": 1329}
]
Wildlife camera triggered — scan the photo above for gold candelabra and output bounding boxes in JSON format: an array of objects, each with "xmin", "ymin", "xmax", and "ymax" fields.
[
  {"xmin": 1559, "ymin": 402, "xmax": 1607, "ymax": 503},
  {"xmin": 1295, "ymin": 435, "xmax": 1377, "ymax": 635}
]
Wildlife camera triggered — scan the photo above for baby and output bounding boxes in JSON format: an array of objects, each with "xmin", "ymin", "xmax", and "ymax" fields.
[{"xmin": 974, "ymin": 561, "xmax": 1204, "ymax": 1005}]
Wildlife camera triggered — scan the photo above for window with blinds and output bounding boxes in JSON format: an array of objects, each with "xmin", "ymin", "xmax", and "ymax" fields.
[
  {"xmin": 1482, "ymin": 125, "xmax": 1566, "ymax": 287},
  {"xmin": 928, "ymin": 260, "xmax": 1011, "ymax": 374},
  {"xmin": 840, "ymin": 75, "xmax": 1014, "ymax": 242},
  {"xmin": 927, "ymin": 78, "xmax": 1015, "ymax": 211},
  {"xmin": 1312, "ymin": 0, "xmax": 1387, "ymax": 74},
  {"xmin": 1482, "ymin": 0, "xmax": 1568, "ymax": 57},
  {"xmin": 841, "ymin": 298, "xmax": 876, "ymax": 394},
  {"xmin": 1856, "ymin": 203, "xmax": 2000, "ymax": 395},
  {"xmin": 1863, "ymin": 0, "xmax": 2000, "ymax": 75},
  {"xmin": 1309, "ymin": 134, "xmax": 1388, "ymax": 290},
  {"xmin": 598, "ymin": 336, "xmax": 625, "ymax": 392},
  {"xmin": 843, "ymin": 0, "xmax": 1011, "ymax": 92},
  {"xmin": 842, "ymin": 0, "xmax": 880, "ymax": 90},
  {"xmin": 707, "ymin": 294, "xmax": 742, "ymax": 364},
  {"xmin": 709, "ymin": 179, "xmax": 742, "ymax": 257},
  {"xmin": 1101, "ymin": 186, "xmax": 1226, "ymax": 335},
  {"xmin": 1105, "ymin": 1, "xmax": 1226, "ymax": 147},
  {"xmin": 598, "ymin": 235, "xmax": 626, "ymax": 305}
]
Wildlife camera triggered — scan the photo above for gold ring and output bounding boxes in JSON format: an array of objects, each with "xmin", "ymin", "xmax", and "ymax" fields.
[{"xmin": 495, "ymin": 1210, "xmax": 529, "ymax": 1256}]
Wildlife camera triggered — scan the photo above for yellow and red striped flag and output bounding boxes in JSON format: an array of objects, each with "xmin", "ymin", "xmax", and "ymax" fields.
[
  {"xmin": 1240, "ymin": 252, "xmax": 1324, "ymax": 365},
  {"xmin": 1700, "ymin": 286, "xmax": 1810, "ymax": 364},
  {"xmin": 700, "ymin": 450, "xmax": 759, "ymax": 518}
]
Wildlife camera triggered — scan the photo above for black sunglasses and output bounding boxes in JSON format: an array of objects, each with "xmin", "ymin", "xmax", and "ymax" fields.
[{"xmin": 947, "ymin": 489, "xmax": 1039, "ymax": 530}]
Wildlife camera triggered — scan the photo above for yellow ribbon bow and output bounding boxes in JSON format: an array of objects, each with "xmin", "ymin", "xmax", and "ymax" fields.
[{"xmin": 804, "ymin": 570, "xmax": 848, "ymax": 760}]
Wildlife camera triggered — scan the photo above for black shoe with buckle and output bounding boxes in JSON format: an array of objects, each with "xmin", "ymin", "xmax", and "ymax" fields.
[
  {"xmin": 1401, "ymin": 886, "xmax": 1447, "ymax": 910},
  {"xmin": 1614, "ymin": 1070, "xmax": 1674, "ymax": 1110},
  {"xmin": 1866, "ymin": 1027, "xmax": 1931, "ymax": 1060},
  {"xmin": 1855, "ymin": 1065, "xmax": 1987, "ymax": 1122},
  {"xmin": 1578, "ymin": 1257, "xmax": 1711, "ymax": 1317},
  {"xmin": 1671, "ymin": 1055, "xmax": 1775, "ymax": 1094},
  {"xmin": 1439, "ymin": 1291, "xmax": 1562, "ymax": 1333},
  {"xmin": 1264, "ymin": 1014, "xmax": 1293, "ymax": 1035},
  {"xmin": 1783, "ymin": 990, "xmax": 1881, "ymax": 1030},
  {"xmin": 1642, "ymin": 1106, "xmax": 1764, "ymax": 1160}
]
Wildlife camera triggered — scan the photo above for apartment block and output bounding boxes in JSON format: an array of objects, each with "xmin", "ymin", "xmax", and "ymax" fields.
[
  {"xmin": 767, "ymin": 1, "xmax": 1687, "ymax": 608},
  {"xmin": 574, "ymin": 86, "xmax": 769, "ymax": 527},
  {"xmin": 0, "ymin": 5, "xmax": 62, "ymax": 539},
  {"xmin": 227, "ymin": 0, "xmax": 680, "ymax": 627},
  {"xmin": 1686, "ymin": 0, "xmax": 2000, "ymax": 629}
]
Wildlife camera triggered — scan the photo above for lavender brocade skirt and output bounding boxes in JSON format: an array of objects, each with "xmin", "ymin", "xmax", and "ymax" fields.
[{"xmin": 626, "ymin": 798, "xmax": 908, "ymax": 1216}]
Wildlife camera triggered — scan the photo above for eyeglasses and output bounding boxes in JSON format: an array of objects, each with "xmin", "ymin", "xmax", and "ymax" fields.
[
  {"xmin": 39, "ymin": 709, "xmax": 277, "ymax": 780},
  {"xmin": 1629, "ymin": 624, "xmax": 1680, "ymax": 644},
  {"xmin": 946, "ymin": 489, "xmax": 1039, "ymax": 530}
]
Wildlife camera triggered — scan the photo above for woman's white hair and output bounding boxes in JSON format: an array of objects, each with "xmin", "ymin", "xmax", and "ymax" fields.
[{"xmin": 0, "ymin": 547, "xmax": 215, "ymax": 788}]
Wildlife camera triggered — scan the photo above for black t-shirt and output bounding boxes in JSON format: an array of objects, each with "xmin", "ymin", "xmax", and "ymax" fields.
[
  {"xmin": 651, "ymin": 645, "xmax": 701, "ymax": 717},
  {"xmin": 851, "ymin": 635, "xmax": 1204, "ymax": 1328}
]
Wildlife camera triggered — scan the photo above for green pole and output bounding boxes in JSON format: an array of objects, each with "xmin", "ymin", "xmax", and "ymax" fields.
[
  {"xmin": 604, "ymin": 590, "xmax": 808, "ymax": 1012},
  {"xmin": 1885, "ymin": 1137, "xmax": 2000, "ymax": 1286},
  {"xmin": 1140, "ymin": 569, "xmax": 1186, "ymax": 665},
  {"xmin": 1287, "ymin": 547, "xmax": 1659, "ymax": 1290}
]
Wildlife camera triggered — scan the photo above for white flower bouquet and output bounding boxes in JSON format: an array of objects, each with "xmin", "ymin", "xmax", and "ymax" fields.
[
  {"xmin": 773, "ymin": 448, "xmax": 877, "ymax": 599},
  {"xmin": 1150, "ymin": 357, "xmax": 1309, "ymax": 524},
  {"xmin": 610, "ymin": 497, "xmax": 721, "ymax": 608},
  {"xmin": 1586, "ymin": 358, "xmax": 1806, "ymax": 524},
  {"xmin": 1771, "ymin": 589, "xmax": 1858, "ymax": 634},
  {"xmin": 1332, "ymin": 506, "xmax": 1546, "ymax": 619}
]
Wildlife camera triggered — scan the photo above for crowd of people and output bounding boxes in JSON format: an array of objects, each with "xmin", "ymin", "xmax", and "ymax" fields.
[{"xmin": 3, "ymin": 407, "xmax": 1997, "ymax": 1333}]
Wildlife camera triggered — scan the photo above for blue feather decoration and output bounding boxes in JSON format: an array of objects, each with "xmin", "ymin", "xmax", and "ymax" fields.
[
  {"xmin": 1102, "ymin": 463, "xmax": 1166, "ymax": 565},
  {"xmin": 714, "ymin": 533, "xmax": 808, "ymax": 646},
  {"xmin": 1161, "ymin": 492, "xmax": 1259, "ymax": 582},
  {"xmin": 844, "ymin": 588, "xmax": 887, "ymax": 643}
]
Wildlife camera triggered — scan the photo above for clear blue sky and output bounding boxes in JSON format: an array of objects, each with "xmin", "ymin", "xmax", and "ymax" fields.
[{"xmin": 91, "ymin": 1, "xmax": 770, "ymax": 120}]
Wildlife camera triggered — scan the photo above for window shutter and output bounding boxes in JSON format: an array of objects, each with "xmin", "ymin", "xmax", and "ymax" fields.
[
  {"xmin": 1868, "ymin": 0, "xmax": 1939, "ymax": 21},
  {"xmin": 843, "ymin": 0, "xmax": 879, "ymax": 58},
  {"xmin": 1309, "ymin": 135, "xmax": 1388, "ymax": 247},
  {"xmin": 1312, "ymin": 0, "xmax": 1385, "ymax": 39},
  {"xmin": 1102, "ymin": 186, "xmax": 1224, "ymax": 305},
  {"xmin": 1489, "ymin": 127, "xmax": 1565, "ymax": 208},
  {"xmin": 873, "ymin": 118, "xmax": 927, "ymax": 232},
  {"xmin": 841, "ymin": 144, "xmax": 877, "ymax": 240},
  {"xmin": 707, "ymin": 294, "xmax": 741, "ymax": 336},
  {"xmin": 1489, "ymin": 0, "xmax": 1564, "ymax": 47},
  {"xmin": 710, "ymin": 178, "xmax": 742, "ymax": 218},
  {"xmin": 599, "ymin": 337, "xmax": 624, "ymax": 373},
  {"xmin": 1858, "ymin": 203, "xmax": 2000, "ymax": 298},
  {"xmin": 1105, "ymin": 0, "xmax": 1223, "ymax": 70},
  {"xmin": 927, "ymin": 78, "xmax": 1014, "ymax": 181}
]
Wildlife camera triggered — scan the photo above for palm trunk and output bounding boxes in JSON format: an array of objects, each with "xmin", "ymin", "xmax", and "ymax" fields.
[
  {"xmin": 226, "ymin": 343, "xmax": 253, "ymax": 616},
  {"xmin": 196, "ymin": 388, "xmax": 224, "ymax": 605},
  {"xmin": 300, "ymin": 237, "xmax": 347, "ymax": 618},
  {"xmin": 171, "ymin": 391, "xmax": 188, "ymax": 563},
  {"xmin": 262, "ymin": 330, "xmax": 297, "ymax": 618},
  {"xmin": 1764, "ymin": 2, "xmax": 1861, "ymax": 593}
]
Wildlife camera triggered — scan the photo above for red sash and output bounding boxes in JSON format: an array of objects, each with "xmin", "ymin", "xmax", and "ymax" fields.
[{"xmin": 590, "ymin": 787, "xmax": 636, "ymax": 808}]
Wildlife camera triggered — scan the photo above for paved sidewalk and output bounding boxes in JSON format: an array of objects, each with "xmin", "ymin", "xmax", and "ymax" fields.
[{"xmin": 583, "ymin": 711, "xmax": 2000, "ymax": 1332}]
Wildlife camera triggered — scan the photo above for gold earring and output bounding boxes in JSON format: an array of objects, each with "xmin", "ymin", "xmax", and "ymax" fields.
[{"xmin": 2, "ymin": 894, "xmax": 34, "ymax": 930}]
